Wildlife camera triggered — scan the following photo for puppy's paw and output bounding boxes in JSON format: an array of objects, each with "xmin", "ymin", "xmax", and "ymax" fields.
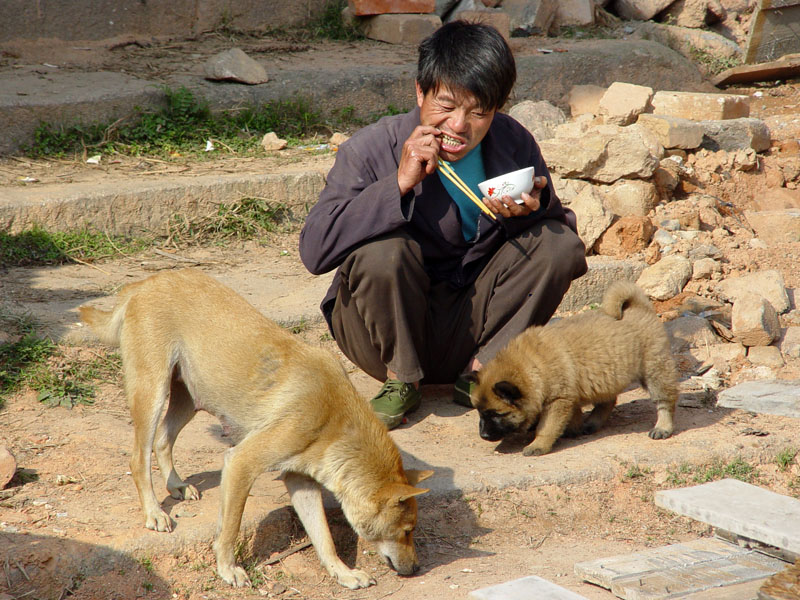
[
  {"xmin": 169, "ymin": 483, "xmax": 200, "ymax": 501},
  {"xmin": 145, "ymin": 510, "xmax": 173, "ymax": 532},
  {"xmin": 336, "ymin": 568, "xmax": 376, "ymax": 589},
  {"xmin": 522, "ymin": 443, "xmax": 550, "ymax": 457},
  {"xmin": 648, "ymin": 427, "xmax": 673, "ymax": 440},
  {"xmin": 581, "ymin": 422, "xmax": 601, "ymax": 436},
  {"xmin": 217, "ymin": 563, "xmax": 251, "ymax": 587}
]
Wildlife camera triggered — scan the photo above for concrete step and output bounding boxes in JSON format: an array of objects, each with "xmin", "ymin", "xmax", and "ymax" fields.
[
  {"xmin": 655, "ymin": 479, "xmax": 800, "ymax": 556},
  {"xmin": 574, "ymin": 537, "xmax": 786, "ymax": 599},
  {"xmin": 469, "ymin": 575, "xmax": 590, "ymax": 599}
]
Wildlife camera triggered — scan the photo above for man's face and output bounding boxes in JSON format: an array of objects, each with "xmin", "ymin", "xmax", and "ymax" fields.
[{"xmin": 416, "ymin": 82, "xmax": 496, "ymax": 163}]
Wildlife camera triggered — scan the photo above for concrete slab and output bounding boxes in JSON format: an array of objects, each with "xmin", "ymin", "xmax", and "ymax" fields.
[
  {"xmin": 574, "ymin": 537, "xmax": 786, "ymax": 599},
  {"xmin": 468, "ymin": 575, "xmax": 589, "ymax": 599},
  {"xmin": 716, "ymin": 380, "xmax": 800, "ymax": 418},
  {"xmin": 654, "ymin": 479, "xmax": 800, "ymax": 555}
]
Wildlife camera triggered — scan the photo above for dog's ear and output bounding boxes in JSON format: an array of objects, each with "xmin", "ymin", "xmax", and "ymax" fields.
[
  {"xmin": 384, "ymin": 483, "xmax": 429, "ymax": 504},
  {"xmin": 404, "ymin": 469, "xmax": 433, "ymax": 486},
  {"xmin": 463, "ymin": 370, "xmax": 479, "ymax": 384},
  {"xmin": 492, "ymin": 380, "xmax": 523, "ymax": 406}
]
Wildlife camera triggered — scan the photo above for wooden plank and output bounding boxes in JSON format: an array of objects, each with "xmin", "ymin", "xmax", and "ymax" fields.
[
  {"xmin": 745, "ymin": 0, "xmax": 800, "ymax": 64},
  {"xmin": 712, "ymin": 54, "xmax": 800, "ymax": 86}
]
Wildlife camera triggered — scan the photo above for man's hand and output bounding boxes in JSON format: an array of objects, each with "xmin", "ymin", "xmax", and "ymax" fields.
[
  {"xmin": 398, "ymin": 125, "xmax": 441, "ymax": 196},
  {"xmin": 484, "ymin": 175, "xmax": 546, "ymax": 218}
]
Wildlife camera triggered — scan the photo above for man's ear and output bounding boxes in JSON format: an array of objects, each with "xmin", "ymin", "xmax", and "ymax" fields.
[{"xmin": 415, "ymin": 81, "xmax": 425, "ymax": 108}]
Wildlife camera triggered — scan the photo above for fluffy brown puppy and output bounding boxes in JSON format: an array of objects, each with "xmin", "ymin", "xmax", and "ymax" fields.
[{"xmin": 467, "ymin": 281, "xmax": 677, "ymax": 456}]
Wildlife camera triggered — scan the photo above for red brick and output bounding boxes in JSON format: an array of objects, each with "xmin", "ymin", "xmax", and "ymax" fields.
[{"xmin": 349, "ymin": 0, "xmax": 435, "ymax": 16}]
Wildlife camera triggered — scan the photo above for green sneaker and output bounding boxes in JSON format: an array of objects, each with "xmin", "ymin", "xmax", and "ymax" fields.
[
  {"xmin": 370, "ymin": 379, "xmax": 422, "ymax": 429},
  {"xmin": 453, "ymin": 374, "xmax": 475, "ymax": 408}
]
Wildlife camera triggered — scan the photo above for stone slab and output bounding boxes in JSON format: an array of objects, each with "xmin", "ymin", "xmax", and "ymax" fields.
[
  {"xmin": 575, "ymin": 537, "xmax": 786, "ymax": 599},
  {"xmin": 348, "ymin": 0, "xmax": 435, "ymax": 14},
  {"xmin": 469, "ymin": 575, "xmax": 589, "ymax": 599},
  {"xmin": 655, "ymin": 479, "xmax": 800, "ymax": 555},
  {"xmin": 716, "ymin": 380, "xmax": 800, "ymax": 418}
]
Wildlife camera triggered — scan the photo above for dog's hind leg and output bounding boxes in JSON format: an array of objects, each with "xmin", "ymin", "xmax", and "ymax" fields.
[
  {"xmin": 644, "ymin": 369, "xmax": 677, "ymax": 440},
  {"xmin": 582, "ymin": 397, "xmax": 616, "ymax": 435},
  {"xmin": 283, "ymin": 472, "xmax": 376, "ymax": 590},
  {"xmin": 154, "ymin": 377, "xmax": 199, "ymax": 502},
  {"xmin": 127, "ymin": 370, "xmax": 174, "ymax": 532}
]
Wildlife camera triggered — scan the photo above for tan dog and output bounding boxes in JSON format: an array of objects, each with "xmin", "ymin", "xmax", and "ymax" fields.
[
  {"xmin": 79, "ymin": 268, "xmax": 432, "ymax": 589},
  {"xmin": 467, "ymin": 280, "xmax": 677, "ymax": 456}
]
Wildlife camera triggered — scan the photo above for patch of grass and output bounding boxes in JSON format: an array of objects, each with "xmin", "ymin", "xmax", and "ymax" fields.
[
  {"xmin": 694, "ymin": 457, "xmax": 757, "ymax": 483},
  {"xmin": 27, "ymin": 87, "xmax": 341, "ymax": 159},
  {"xmin": 687, "ymin": 44, "xmax": 742, "ymax": 75},
  {"xmin": 558, "ymin": 25, "xmax": 614, "ymax": 40},
  {"xmin": 666, "ymin": 462, "xmax": 694, "ymax": 487},
  {"xmin": 306, "ymin": 0, "xmax": 364, "ymax": 41},
  {"xmin": 0, "ymin": 226, "xmax": 150, "ymax": 267},
  {"xmin": 622, "ymin": 463, "xmax": 652, "ymax": 480},
  {"xmin": 138, "ymin": 556, "xmax": 155, "ymax": 574},
  {"xmin": 165, "ymin": 197, "xmax": 292, "ymax": 246},
  {"xmin": 776, "ymin": 447, "xmax": 798, "ymax": 472},
  {"xmin": 0, "ymin": 308, "xmax": 120, "ymax": 407}
]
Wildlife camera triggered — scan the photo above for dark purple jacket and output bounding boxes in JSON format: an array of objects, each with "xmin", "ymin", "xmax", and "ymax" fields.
[{"xmin": 299, "ymin": 106, "xmax": 574, "ymax": 323}]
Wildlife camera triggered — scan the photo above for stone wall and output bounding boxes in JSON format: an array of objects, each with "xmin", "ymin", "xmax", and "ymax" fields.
[{"xmin": 0, "ymin": 0, "xmax": 329, "ymax": 43}]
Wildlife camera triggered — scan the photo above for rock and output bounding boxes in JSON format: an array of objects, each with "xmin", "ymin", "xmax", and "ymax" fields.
[
  {"xmin": 665, "ymin": 314, "xmax": 721, "ymax": 353},
  {"xmin": 692, "ymin": 257, "xmax": 721, "ymax": 279},
  {"xmin": 0, "ymin": 446, "xmax": 16, "ymax": 488},
  {"xmin": 636, "ymin": 114, "xmax": 704, "ymax": 150},
  {"xmin": 361, "ymin": 13, "xmax": 442, "ymax": 44},
  {"xmin": 601, "ymin": 179, "xmax": 659, "ymax": 217},
  {"xmin": 203, "ymin": 48, "xmax": 269, "ymax": 85},
  {"xmin": 566, "ymin": 84, "xmax": 606, "ymax": 117},
  {"xmin": 598, "ymin": 82, "xmax": 654, "ymax": 126},
  {"xmin": 778, "ymin": 327, "xmax": 800, "ymax": 358},
  {"xmin": 731, "ymin": 292, "xmax": 781, "ymax": 347},
  {"xmin": 662, "ymin": 0, "xmax": 725, "ymax": 28},
  {"xmin": 651, "ymin": 90, "xmax": 750, "ymax": 121},
  {"xmin": 613, "ymin": 0, "xmax": 675, "ymax": 20},
  {"xmin": 633, "ymin": 22, "xmax": 743, "ymax": 65},
  {"xmin": 595, "ymin": 215, "xmax": 655, "ymax": 257},
  {"xmin": 698, "ymin": 118, "xmax": 771, "ymax": 152},
  {"xmin": 508, "ymin": 100, "xmax": 567, "ymax": 142},
  {"xmin": 553, "ymin": 0, "xmax": 595, "ymax": 27},
  {"xmin": 747, "ymin": 345, "xmax": 784, "ymax": 368},
  {"xmin": 451, "ymin": 10, "xmax": 511, "ymax": 39},
  {"xmin": 329, "ymin": 132, "xmax": 350, "ymax": 146},
  {"xmin": 570, "ymin": 185, "xmax": 614, "ymax": 253},
  {"xmin": 715, "ymin": 270, "xmax": 790, "ymax": 314},
  {"xmin": 502, "ymin": 0, "xmax": 558, "ymax": 35},
  {"xmin": 744, "ymin": 209, "xmax": 800, "ymax": 245},
  {"xmin": 636, "ymin": 255, "xmax": 692, "ymax": 301},
  {"xmin": 539, "ymin": 124, "xmax": 662, "ymax": 183},
  {"xmin": 261, "ymin": 132, "xmax": 287, "ymax": 151},
  {"xmin": 349, "ymin": 0, "xmax": 436, "ymax": 15}
]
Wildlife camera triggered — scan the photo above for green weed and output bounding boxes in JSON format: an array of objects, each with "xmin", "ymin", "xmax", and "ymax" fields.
[
  {"xmin": 622, "ymin": 463, "xmax": 652, "ymax": 480},
  {"xmin": 776, "ymin": 447, "xmax": 798, "ymax": 472},
  {"xmin": 306, "ymin": 0, "xmax": 364, "ymax": 41},
  {"xmin": 0, "ymin": 226, "xmax": 150, "ymax": 267},
  {"xmin": 694, "ymin": 457, "xmax": 757, "ymax": 483},
  {"xmin": 687, "ymin": 44, "xmax": 742, "ymax": 75}
]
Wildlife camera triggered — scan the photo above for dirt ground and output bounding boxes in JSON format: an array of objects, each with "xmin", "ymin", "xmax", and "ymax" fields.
[{"xmin": 2, "ymin": 32, "xmax": 800, "ymax": 600}]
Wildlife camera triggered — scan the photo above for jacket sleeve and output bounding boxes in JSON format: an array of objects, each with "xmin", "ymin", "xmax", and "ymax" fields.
[{"xmin": 299, "ymin": 138, "xmax": 413, "ymax": 275}]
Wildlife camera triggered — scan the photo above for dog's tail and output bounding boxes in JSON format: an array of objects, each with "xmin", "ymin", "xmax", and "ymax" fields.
[
  {"xmin": 601, "ymin": 281, "xmax": 654, "ymax": 320},
  {"xmin": 78, "ymin": 299, "xmax": 129, "ymax": 347}
]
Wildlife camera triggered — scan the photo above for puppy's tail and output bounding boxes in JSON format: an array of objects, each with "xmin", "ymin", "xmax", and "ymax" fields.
[
  {"xmin": 78, "ymin": 300, "xmax": 128, "ymax": 347},
  {"xmin": 602, "ymin": 281, "xmax": 654, "ymax": 320}
]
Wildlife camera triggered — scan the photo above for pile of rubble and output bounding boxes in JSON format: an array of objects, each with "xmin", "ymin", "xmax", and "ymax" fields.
[
  {"xmin": 505, "ymin": 81, "xmax": 800, "ymax": 396},
  {"xmin": 344, "ymin": 0, "xmax": 756, "ymax": 59}
]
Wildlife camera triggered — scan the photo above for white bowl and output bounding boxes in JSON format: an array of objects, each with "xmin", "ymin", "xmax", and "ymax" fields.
[{"xmin": 477, "ymin": 166, "xmax": 535, "ymax": 204}]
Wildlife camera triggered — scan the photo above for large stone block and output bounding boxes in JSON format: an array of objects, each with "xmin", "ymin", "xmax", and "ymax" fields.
[
  {"xmin": 698, "ymin": 117, "xmax": 771, "ymax": 152},
  {"xmin": 502, "ymin": 0, "xmax": 558, "ymax": 35},
  {"xmin": 637, "ymin": 113, "xmax": 705, "ymax": 149},
  {"xmin": 361, "ymin": 13, "xmax": 441, "ymax": 44},
  {"xmin": 652, "ymin": 91, "xmax": 750, "ymax": 121},
  {"xmin": 349, "ymin": 0, "xmax": 435, "ymax": 15},
  {"xmin": 613, "ymin": 0, "xmax": 675, "ymax": 20}
]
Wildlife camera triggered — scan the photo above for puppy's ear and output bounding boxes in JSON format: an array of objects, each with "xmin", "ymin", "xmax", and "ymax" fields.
[
  {"xmin": 492, "ymin": 380, "xmax": 522, "ymax": 406},
  {"xmin": 463, "ymin": 370, "xmax": 479, "ymax": 384}
]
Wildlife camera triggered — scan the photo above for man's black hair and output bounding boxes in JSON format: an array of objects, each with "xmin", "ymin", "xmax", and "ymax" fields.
[{"xmin": 417, "ymin": 20, "xmax": 516, "ymax": 111}]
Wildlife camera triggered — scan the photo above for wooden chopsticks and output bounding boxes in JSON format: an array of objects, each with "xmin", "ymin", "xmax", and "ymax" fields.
[{"xmin": 437, "ymin": 159, "xmax": 497, "ymax": 220}]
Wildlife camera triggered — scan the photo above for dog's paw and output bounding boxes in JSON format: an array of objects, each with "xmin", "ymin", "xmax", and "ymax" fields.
[
  {"xmin": 145, "ymin": 510, "xmax": 173, "ymax": 532},
  {"xmin": 217, "ymin": 563, "xmax": 251, "ymax": 587},
  {"xmin": 169, "ymin": 483, "xmax": 200, "ymax": 501},
  {"xmin": 648, "ymin": 427, "xmax": 673, "ymax": 440},
  {"xmin": 522, "ymin": 444, "xmax": 550, "ymax": 457},
  {"xmin": 336, "ymin": 568, "xmax": 376, "ymax": 589}
]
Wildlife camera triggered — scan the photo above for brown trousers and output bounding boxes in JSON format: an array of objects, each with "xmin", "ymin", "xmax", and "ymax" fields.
[{"xmin": 331, "ymin": 219, "xmax": 587, "ymax": 384}]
